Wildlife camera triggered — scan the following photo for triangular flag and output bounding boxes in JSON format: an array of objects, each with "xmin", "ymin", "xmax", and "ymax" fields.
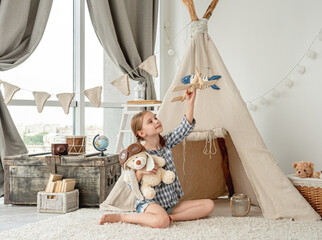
[
  {"xmin": 111, "ymin": 74, "xmax": 130, "ymax": 96},
  {"xmin": 56, "ymin": 93, "xmax": 75, "ymax": 114},
  {"xmin": 139, "ymin": 55, "xmax": 158, "ymax": 77},
  {"xmin": 83, "ymin": 86, "xmax": 102, "ymax": 108},
  {"xmin": 3, "ymin": 82, "xmax": 20, "ymax": 104},
  {"xmin": 32, "ymin": 91, "xmax": 51, "ymax": 113}
]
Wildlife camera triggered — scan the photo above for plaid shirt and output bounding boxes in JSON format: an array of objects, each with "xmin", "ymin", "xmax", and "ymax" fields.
[{"xmin": 135, "ymin": 116, "xmax": 196, "ymax": 209}]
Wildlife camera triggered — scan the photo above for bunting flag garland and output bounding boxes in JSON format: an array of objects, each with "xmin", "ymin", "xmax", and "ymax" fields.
[
  {"xmin": 32, "ymin": 91, "xmax": 51, "ymax": 113},
  {"xmin": 111, "ymin": 54, "xmax": 159, "ymax": 95},
  {"xmin": 56, "ymin": 93, "xmax": 75, "ymax": 114},
  {"xmin": 3, "ymin": 82, "xmax": 21, "ymax": 104},
  {"xmin": 0, "ymin": 54, "xmax": 159, "ymax": 110},
  {"xmin": 139, "ymin": 55, "xmax": 158, "ymax": 77},
  {"xmin": 83, "ymin": 86, "xmax": 102, "ymax": 107},
  {"xmin": 111, "ymin": 74, "xmax": 130, "ymax": 96}
]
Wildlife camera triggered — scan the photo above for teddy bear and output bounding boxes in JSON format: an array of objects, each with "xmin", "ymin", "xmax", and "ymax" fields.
[
  {"xmin": 119, "ymin": 142, "xmax": 175, "ymax": 200},
  {"xmin": 292, "ymin": 161, "xmax": 320, "ymax": 178}
]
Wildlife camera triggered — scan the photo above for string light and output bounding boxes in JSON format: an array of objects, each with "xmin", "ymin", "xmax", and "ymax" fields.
[
  {"xmin": 285, "ymin": 79, "xmax": 294, "ymax": 88},
  {"xmin": 271, "ymin": 89, "xmax": 280, "ymax": 99},
  {"xmin": 246, "ymin": 27, "xmax": 322, "ymax": 110},
  {"xmin": 163, "ymin": 21, "xmax": 192, "ymax": 70},
  {"xmin": 168, "ymin": 49, "xmax": 175, "ymax": 56},
  {"xmin": 318, "ymin": 32, "xmax": 322, "ymax": 41},
  {"xmin": 162, "ymin": 21, "xmax": 321, "ymax": 113},
  {"xmin": 296, "ymin": 65, "xmax": 305, "ymax": 74},
  {"xmin": 247, "ymin": 103, "xmax": 257, "ymax": 112},
  {"xmin": 260, "ymin": 97, "xmax": 269, "ymax": 106},
  {"xmin": 306, "ymin": 50, "xmax": 316, "ymax": 59}
]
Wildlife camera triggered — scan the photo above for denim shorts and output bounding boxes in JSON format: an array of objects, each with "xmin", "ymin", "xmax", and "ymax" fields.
[{"xmin": 136, "ymin": 202, "xmax": 176, "ymax": 215}]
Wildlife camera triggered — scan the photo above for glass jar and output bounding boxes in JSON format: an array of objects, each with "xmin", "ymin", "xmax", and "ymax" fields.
[
  {"xmin": 134, "ymin": 84, "xmax": 141, "ymax": 100},
  {"xmin": 230, "ymin": 193, "xmax": 251, "ymax": 217},
  {"xmin": 134, "ymin": 82, "xmax": 145, "ymax": 100}
]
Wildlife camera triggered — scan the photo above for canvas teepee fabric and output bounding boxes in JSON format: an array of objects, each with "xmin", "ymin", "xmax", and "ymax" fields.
[
  {"xmin": 155, "ymin": 18, "xmax": 320, "ymax": 221},
  {"xmin": 101, "ymin": 1, "xmax": 320, "ymax": 221}
]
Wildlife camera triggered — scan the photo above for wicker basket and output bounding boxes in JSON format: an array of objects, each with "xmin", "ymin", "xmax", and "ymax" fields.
[
  {"xmin": 288, "ymin": 174, "xmax": 322, "ymax": 216},
  {"xmin": 37, "ymin": 189, "xmax": 79, "ymax": 214}
]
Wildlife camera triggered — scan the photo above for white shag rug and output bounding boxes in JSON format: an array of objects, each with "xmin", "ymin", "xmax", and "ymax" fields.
[{"xmin": 0, "ymin": 208, "xmax": 321, "ymax": 240}]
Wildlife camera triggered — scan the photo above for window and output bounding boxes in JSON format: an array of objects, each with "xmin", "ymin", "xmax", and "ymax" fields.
[
  {"xmin": 1, "ymin": 1, "xmax": 160, "ymax": 155},
  {"xmin": 2, "ymin": 0, "xmax": 73, "ymax": 154}
]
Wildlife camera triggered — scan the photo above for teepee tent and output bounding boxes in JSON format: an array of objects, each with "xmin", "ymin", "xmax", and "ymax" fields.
[
  {"xmin": 156, "ymin": 0, "xmax": 320, "ymax": 220},
  {"xmin": 101, "ymin": 0, "xmax": 320, "ymax": 221}
]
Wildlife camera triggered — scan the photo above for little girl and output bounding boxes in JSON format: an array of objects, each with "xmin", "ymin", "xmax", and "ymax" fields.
[{"xmin": 99, "ymin": 89, "xmax": 215, "ymax": 228}]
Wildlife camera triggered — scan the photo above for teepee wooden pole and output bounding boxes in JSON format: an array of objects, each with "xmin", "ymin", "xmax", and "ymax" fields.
[
  {"xmin": 203, "ymin": 0, "xmax": 219, "ymax": 20},
  {"xmin": 181, "ymin": 0, "xmax": 198, "ymax": 21}
]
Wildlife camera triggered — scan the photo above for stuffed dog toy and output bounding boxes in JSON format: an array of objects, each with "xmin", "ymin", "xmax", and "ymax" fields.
[{"xmin": 119, "ymin": 143, "xmax": 175, "ymax": 200}]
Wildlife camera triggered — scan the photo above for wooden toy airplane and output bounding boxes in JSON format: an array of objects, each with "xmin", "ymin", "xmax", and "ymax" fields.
[{"xmin": 171, "ymin": 66, "xmax": 221, "ymax": 102}]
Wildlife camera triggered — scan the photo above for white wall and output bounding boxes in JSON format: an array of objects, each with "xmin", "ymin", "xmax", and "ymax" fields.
[{"xmin": 160, "ymin": 0, "xmax": 322, "ymax": 174}]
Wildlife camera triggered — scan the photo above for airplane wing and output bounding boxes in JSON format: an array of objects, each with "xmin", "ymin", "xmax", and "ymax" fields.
[
  {"xmin": 172, "ymin": 79, "xmax": 220, "ymax": 92},
  {"xmin": 171, "ymin": 96, "xmax": 184, "ymax": 102},
  {"xmin": 172, "ymin": 83, "xmax": 198, "ymax": 92},
  {"xmin": 202, "ymin": 79, "xmax": 219, "ymax": 87}
]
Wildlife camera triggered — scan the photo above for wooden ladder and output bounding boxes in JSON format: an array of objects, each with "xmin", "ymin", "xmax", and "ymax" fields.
[{"xmin": 115, "ymin": 100, "xmax": 162, "ymax": 153}]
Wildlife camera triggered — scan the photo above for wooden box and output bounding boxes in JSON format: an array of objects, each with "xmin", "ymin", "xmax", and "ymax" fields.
[{"xmin": 4, "ymin": 154, "xmax": 121, "ymax": 207}]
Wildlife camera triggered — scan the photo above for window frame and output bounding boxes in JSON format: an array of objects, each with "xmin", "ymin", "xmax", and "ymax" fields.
[{"xmin": 9, "ymin": 0, "xmax": 124, "ymax": 137}]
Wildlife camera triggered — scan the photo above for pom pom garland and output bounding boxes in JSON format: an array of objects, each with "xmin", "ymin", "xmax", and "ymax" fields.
[
  {"xmin": 248, "ymin": 103, "xmax": 257, "ymax": 112},
  {"xmin": 318, "ymin": 32, "xmax": 322, "ymax": 41},
  {"xmin": 260, "ymin": 98, "xmax": 269, "ymax": 106},
  {"xmin": 271, "ymin": 89, "xmax": 280, "ymax": 99},
  {"xmin": 306, "ymin": 50, "xmax": 316, "ymax": 59},
  {"xmin": 285, "ymin": 79, "xmax": 294, "ymax": 88},
  {"xmin": 168, "ymin": 49, "xmax": 175, "ymax": 56},
  {"xmin": 296, "ymin": 65, "xmax": 306, "ymax": 74}
]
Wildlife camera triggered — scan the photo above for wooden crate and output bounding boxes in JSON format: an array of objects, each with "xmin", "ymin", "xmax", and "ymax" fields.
[{"xmin": 4, "ymin": 154, "xmax": 121, "ymax": 207}]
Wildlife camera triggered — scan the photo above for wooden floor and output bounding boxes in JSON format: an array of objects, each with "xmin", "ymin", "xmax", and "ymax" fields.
[{"xmin": 0, "ymin": 197, "xmax": 263, "ymax": 233}]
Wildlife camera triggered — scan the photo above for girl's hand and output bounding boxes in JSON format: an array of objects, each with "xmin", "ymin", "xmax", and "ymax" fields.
[
  {"xmin": 186, "ymin": 88, "xmax": 196, "ymax": 105},
  {"xmin": 137, "ymin": 165, "xmax": 159, "ymax": 175}
]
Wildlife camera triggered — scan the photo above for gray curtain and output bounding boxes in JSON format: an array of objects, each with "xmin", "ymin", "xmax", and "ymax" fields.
[
  {"xmin": 0, "ymin": 90, "xmax": 28, "ymax": 196},
  {"xmin": 0, "ymin": 0, "xmax": 52, "ymax": 196},
  {"xmin": 86, "ymin": 0, "xmax": 158, "ymax": 100},
  {"xmin": 0, "ymin": 0, "xmax": 53, "ymax": 71}
]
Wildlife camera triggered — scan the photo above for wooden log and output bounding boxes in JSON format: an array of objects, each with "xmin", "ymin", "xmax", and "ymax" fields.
[
  {"xmin": 203, "ymin": 0, "xmax": 219, "ymax": 20},
  {"xmin": 181, "ymin": 0, "xmax": 198, "ymax": 21}
]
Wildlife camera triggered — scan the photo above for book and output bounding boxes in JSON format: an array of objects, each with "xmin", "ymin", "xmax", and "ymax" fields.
[
  {"xmin": 54, "ymin": 180, "xmax": 63, "ymax": 193},
  {"xmin": 45, "ymin": 173, "xmax": 62, "ymax": 192},
  {"xmin": 62, "ymin": 179, "xmax": 76, "ymax": 192},
  {"xmin": 47, "ymin": 181, "xmax": 56, "ymax": 193},
  {"xmin": 48, "ymin": 181, "xmax": 57, "ymax": 199}
]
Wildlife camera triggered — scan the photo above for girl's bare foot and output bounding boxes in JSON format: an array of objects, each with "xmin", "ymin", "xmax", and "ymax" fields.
[{"xmin": 99, "ymin": 214, "xmax": 122, "ymax": 225}]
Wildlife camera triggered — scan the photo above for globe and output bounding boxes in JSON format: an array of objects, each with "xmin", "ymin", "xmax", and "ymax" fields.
[{"xmin": 93, "ymin": 134, "xmax": 109, "ymax": 154}]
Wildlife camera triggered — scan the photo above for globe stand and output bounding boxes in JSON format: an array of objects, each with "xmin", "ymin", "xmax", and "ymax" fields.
[{"xmin": 99, "ymin": 149, "xmax": 106, "ymax": 156}]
